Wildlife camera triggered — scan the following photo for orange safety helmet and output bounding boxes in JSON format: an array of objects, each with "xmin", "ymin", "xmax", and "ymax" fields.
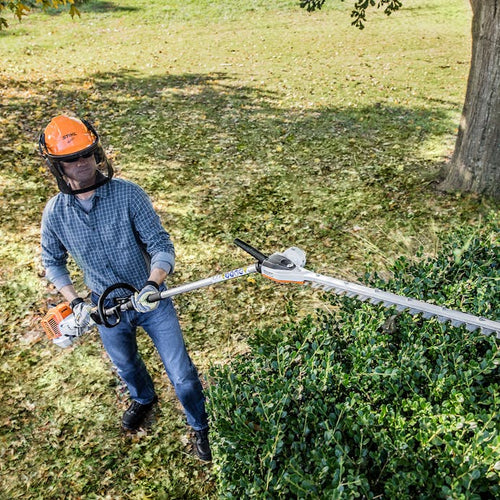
[{"xmin": 39, "ymin": 115, "xmax": 113, "ymax": 195}]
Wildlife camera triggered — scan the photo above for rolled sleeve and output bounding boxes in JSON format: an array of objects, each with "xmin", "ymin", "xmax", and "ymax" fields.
[
  {"xmin": 151, "ymin": 252, "xmax": 173, "ymax": 275},
  {"xmin": 46, "ymin": 268, "xmax": 73, "ymax": 290},
  {"xmin": 41, "ymin": 202, "xmax": 73, "ymax": 290},
  {"xmin": 130, "ymin": 185, "xmax": 175, "ymax": 273}
]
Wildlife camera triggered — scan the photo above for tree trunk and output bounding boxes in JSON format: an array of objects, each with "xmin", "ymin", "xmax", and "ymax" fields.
[{"xmin": 439, "ymin": 0, "xmax": 500, "ymax": 200}]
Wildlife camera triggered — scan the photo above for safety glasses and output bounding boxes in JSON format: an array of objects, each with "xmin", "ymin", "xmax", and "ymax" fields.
[{"xmin": 62, "ymin": 150, "xmax": 95, "ymax": 163}]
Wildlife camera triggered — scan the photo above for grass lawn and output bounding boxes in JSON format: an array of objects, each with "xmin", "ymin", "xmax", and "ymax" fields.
[{"xmin": 0, "ymin": 0, "xmax": 496, "ymax": 498}]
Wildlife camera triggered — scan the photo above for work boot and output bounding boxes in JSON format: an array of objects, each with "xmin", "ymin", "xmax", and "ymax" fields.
[
  {"xmin": 194, "ymin": 428, "xmax": 212, "ymax": 462},
  {"xmin": 122, "ymin": 395, "xmax": 158, "ymax": 431}
]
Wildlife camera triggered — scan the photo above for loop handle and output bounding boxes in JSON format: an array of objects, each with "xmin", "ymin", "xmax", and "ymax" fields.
[
  {"xmin": 233, "ymin": 238, "xmax": 268, "ymax": 264},
  {"xmin": 97, "ymin": 282, "xmax": 138, "ymax": 328}
]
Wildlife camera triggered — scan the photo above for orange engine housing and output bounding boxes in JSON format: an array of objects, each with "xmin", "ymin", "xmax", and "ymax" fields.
[{"xmin": 41, "ymin": 303, "xmax": 72, "ymax": 339}]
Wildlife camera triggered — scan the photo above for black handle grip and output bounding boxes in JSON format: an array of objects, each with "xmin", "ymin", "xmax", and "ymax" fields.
[
  {"xmin": 147, "ymin": 292, "xmax": 162, "ymax": 303},
  {"xmin": 90, "ymin": 310, "xmax": 102, "ymax": 325},
  {"xmin": 234, "ymin": 238, "xmax": 268, "ymax": 263}
]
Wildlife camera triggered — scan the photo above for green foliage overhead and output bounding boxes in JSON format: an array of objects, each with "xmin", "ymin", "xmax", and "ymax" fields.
[
  {"xmin": 300, "ymin": 0, "xmax": 403, "ymax": 28},
  {"xmin": 0, "ymin": 0, "xmax": 81, "ymax": 29},
  {"xmin": 208, "ymin": 216, "xmax": 499, "ymax": 498}
]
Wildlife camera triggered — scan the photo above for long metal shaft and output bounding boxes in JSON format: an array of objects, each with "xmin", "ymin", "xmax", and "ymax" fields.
[
  {"xmin": 102, "ymin": 240, "xmax": 500, "ymax": 338},
  {"xmin": 156, "ymin": 264, "xmax": 258, "ymax": 300},
  {"xmin": 106, "ymin": 264, "xmax": 259, "ymax": 316}
]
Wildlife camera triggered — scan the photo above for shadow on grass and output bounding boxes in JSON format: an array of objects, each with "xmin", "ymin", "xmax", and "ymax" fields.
[
  {"xmin": 1, "ymin": 68, "xmax": 458, "ymax": 251},
  {"xmin": 78, "ymin": 0, "xmax": 140, "ymax": 13},
  {"xmin": 25, "ymin": 0, "xmax": 140, "ymax": 19},
  {"xmin": 1, "ymin": 67, "xmax": 490, "ymax": 500}
]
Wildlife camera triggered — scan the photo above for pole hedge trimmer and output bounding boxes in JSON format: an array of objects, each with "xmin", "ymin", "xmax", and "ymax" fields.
[{"xmin": 42, "ymin": 239, "xmax": 500, "ymax": 347}]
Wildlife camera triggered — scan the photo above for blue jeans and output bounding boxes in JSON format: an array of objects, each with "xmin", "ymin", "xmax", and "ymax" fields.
[{"xmin": 95, "ymin": 296, "xmax": 208, "ymax": 431}]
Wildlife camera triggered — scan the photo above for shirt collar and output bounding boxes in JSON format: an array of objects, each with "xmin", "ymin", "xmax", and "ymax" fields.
[
  {"xmin": 94, "ymin": 179, "xmax": 111, "ymax": 199},
  {"xmin": 62, "ymin": 178, "xmax": 112, "ymax": 206}
]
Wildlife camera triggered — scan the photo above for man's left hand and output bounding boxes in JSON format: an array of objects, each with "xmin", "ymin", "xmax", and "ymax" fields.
[{"xmin": 131, "ymin": 282, "xmax": 160, "ymax": 313}]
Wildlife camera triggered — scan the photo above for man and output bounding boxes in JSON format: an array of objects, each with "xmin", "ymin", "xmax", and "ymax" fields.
[{"xmin": 39, "ymin": 114, "xmax": 211, "ymax": 461}]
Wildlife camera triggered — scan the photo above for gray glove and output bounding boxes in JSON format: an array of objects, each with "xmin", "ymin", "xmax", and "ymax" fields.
[
  {"xmin": 71, "ymin": 298, "xmax": 96, "ymax": 330},
  {"xmin": 131, "ymin": 282, "xmax": 160, "ymax": 313}
]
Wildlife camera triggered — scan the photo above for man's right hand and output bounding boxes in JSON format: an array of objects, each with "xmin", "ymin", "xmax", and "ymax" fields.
[{"xmin": 71, "ymin": 298, "xmax": 96, "ymax": 330}]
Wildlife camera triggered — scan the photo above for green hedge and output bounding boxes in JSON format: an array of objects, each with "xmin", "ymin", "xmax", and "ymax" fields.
[{"xmin": 208, "ymin": 217, "xmax": 499, "ymax": 499}]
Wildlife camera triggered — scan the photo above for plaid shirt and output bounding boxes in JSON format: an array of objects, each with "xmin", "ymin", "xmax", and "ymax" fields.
[{"xmin": 41, "ymin": 178, "xmax": 175, "ymax": 296}]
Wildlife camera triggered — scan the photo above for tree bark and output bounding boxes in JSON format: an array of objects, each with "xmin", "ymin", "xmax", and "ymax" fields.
[{"xmin": 439, "ymin": 0, "xmax": 500, "ymax": 200}]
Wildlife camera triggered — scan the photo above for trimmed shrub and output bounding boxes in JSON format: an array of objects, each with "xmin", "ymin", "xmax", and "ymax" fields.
[{"xmin": 208, "ymin": 217, "xmax": 499, "ymax": 499}]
